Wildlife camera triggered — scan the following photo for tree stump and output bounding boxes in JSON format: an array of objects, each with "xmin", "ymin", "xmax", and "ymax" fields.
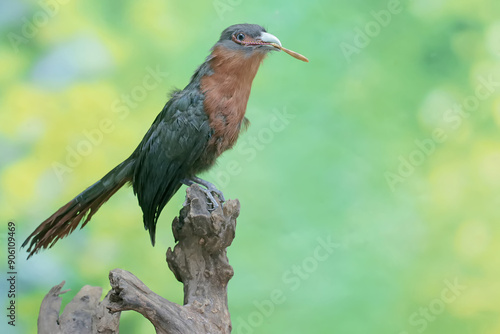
[{"xmin": 37, "ymin": 185, "xmax": 240, "ymax": 334}]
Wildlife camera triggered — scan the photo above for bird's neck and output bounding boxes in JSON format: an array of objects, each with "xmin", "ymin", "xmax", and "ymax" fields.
[{"xmin": 200, "ymin": 46, "xmax": 266, "ymax": 155}]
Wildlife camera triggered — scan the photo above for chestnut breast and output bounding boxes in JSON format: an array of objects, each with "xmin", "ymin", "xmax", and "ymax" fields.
[{"xmin": 197, "ymin": 46, "xmax": 266, "ymax": 169}]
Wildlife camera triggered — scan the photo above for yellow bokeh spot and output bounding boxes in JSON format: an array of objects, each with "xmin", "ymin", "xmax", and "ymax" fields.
[
  {"xmin": 2, "ymin": 159, "xmax": 40, "ymax": 205},
  {"xmin": 454, "ymin": 220, "xmax": 491, "ymax": 259},
  {"xmin": 492, "ymin": 97, "xmax": 500, "ymax": 127},
  {"xmin": 128, "ymin": 0, "xmax": 174, "ymax": 37},
  {"xmin": 1, "ymin": 84, "xmax": 59, "ymax": 136},
  {"xmin": 476, "ymin": 144, "xmax": 500, "ymax": 187},
  {"xmin": 0, "ymin": 50, "xmax": 26, "ymax": 85},
  {"xmin": 428, "ymin": 164, "xmax": 466, "ymax": 209}
]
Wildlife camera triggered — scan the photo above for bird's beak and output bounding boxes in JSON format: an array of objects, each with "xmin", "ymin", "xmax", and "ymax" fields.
[
  {"xmin": 244, "ymin": 31, "xmax": 308, "ymax": 62},
  {"xmin": 257, "ymin": 32, "xmax": 282, "ymax": 49}
]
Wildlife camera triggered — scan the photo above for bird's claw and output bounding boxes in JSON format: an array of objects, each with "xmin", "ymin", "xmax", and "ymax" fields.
[
  {"xmin": 199, "ymin": 187, "xmax": 221, "ymax": 211},
  {"xmin": 205, "ymin": 184, "xmax": 225, "ymax": 204},
  {"xmin": 181, "ymin": 177, "xmax": 225, "ymax": 211}
]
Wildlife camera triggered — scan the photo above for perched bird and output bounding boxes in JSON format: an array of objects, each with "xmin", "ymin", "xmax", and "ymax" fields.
[{"xmin": 23, "ymin": 23, "xmax": 307, "ymax": 258}]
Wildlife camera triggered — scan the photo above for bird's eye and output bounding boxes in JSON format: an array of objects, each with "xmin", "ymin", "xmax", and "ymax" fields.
[{"xmin": 236, "ymin": 33, "xmax": 245, "ymax": 41}]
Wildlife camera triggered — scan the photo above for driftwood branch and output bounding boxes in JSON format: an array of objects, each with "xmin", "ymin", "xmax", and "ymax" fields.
[
  {"xmin": 38, "ymin": 281, "xmax": 120, "ymax": 334},
  {"xmin": 37, "ymin": 185, "xmax": 240, "ymax": 333}
]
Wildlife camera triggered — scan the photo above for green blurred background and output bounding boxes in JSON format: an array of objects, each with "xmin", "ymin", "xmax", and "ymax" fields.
[{"xmin": 1, "ymin": 0, "xmax": 500, "ymax": 333}]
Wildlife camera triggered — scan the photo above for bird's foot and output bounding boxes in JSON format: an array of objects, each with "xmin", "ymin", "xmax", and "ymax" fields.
[{"xmin": 181, "ymin": 177, "xmax": 225, "ymax": 210}]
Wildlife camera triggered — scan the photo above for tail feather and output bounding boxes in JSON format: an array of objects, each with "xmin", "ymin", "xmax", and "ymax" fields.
[{"xmin": 22, "ymin": 161, "xmax": 132, "ymax": 258}]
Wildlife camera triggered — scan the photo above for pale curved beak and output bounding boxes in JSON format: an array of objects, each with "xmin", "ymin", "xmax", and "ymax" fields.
[{"xmin": 258, "ymin": 32, "xmax": 282, "ymax": 48}]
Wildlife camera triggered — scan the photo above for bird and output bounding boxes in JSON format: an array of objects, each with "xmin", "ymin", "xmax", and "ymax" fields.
[{"xmin": 22, "ymin": 23, "xmax": 308, "ymax": 258}]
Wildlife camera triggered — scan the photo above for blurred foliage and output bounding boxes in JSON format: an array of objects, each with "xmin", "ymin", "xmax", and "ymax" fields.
[{"xmin": 1, "ymin": 0, "xmax": 500, "ymax": 333}]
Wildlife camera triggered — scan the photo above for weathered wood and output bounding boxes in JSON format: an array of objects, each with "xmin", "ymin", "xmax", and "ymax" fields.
[
  {"xmin": 38, "ymin": 281, "xmax": 120, "ymax": 334},
  {"xmin": 37, "ymin": 185, "xmax": 240, "ymax": 333},
  {"xmin": 38, "ymin": 280, "xmax": 67, "ymax": 334}
]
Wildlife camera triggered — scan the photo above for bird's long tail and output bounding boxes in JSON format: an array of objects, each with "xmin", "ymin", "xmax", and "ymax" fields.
[{"xmin": 22, "ymin": 160, "xmax": 134, "ymax": 258}]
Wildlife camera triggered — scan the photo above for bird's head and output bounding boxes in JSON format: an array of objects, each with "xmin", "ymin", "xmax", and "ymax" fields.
[
  {"xmin": 215, "ymin": 24, "xmax": 282, "ymax": 57},
  {"xmin": 214, "ymin": 23, "xmax": 308, "ymax": 62}
]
